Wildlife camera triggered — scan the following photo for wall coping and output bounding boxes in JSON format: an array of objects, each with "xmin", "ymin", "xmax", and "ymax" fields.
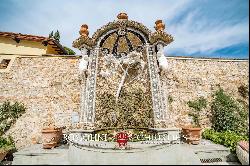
[
  {"xmin": 1, "ymin": 53, "xmax": 249, "ymax": 62},
  {"xmin": 165, "ymin": 56, "xmax": 249, "ymax": 62},
  {"xmin": 0, "ymin": 53, "xmax": 82, "ymax": 58}
]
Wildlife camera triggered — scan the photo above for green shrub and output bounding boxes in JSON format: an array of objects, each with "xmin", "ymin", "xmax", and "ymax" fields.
[
  {"xmin": 238, "ymin": 85, "xmax": 249, "ymax": 99},
  {"xmin": 0, "ymin": 101, "xmax": 26, "ymax": 136},
  {"xmin": 211, "ymin": 88, "xmax": 248, "ymax": 135},
  {"xmin": 202, "ymin": 129, "xmax": 248, "ymax": 153},
  {"xmin": 0, "ymin": 136, "xmax": 15, "ymax": 152},
  {"xmin": 187, "ymin": 97, "xmax": 207, "ymax": 127}
]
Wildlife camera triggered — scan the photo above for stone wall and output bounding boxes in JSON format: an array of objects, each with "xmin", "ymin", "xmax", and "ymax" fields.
[
  {"xmin": 0, "ymin": 55, "xmax": 248, "ymax": 148},
  {"xmin": 0, "ymin": 56, "xmax": 82, "ymax": 149},
  {"xmin": 163, "ymin": 57, "xmax": 249, "ymax": 128}
]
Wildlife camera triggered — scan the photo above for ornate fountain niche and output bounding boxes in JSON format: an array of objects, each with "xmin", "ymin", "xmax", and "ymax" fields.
[{"xmin": 73, "ymin": 13, "xmax": 173, "ymax": 130}]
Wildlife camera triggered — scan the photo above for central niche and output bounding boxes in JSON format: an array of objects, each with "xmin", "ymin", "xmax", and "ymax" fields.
[{"xmin": 94, "ymin": 29, "xmax": 154, "ymax": 129}]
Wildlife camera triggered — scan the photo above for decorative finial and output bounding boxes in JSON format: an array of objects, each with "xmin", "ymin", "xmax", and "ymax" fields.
[
  {"xmin": 117, "ymin": 12, "xmax": 128, "ymax": 20},
  {"xmin": 154, "ymin": 20, "xmax": 165, "ymax": 31},
  {"xmin": 79, "ymin": 24, "xmax": 89, "ymax": 37}
]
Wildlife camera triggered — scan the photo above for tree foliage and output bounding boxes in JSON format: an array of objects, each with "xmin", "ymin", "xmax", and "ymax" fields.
[
  {"xmin": 53, "ymin": 30, "xmax": 60, "ymax": 42},
  {"xmin": 63, "ymin": 46, "xmax": 76, "ymax": 55},
  {"xmin": 49, "ymin": 31, "xmax": 54, "ymax": 38},
  {"xmin": 49, "ymin": 30, "xmax": 75, "ymax": 55}
]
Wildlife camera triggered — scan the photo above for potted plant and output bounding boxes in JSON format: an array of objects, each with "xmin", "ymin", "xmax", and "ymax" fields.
[
  {"xmin": 41, "ymin": 110, "xmax": 63, "ymax": 149},
  {"xmin": 182, "ymin": 97, "xmax": 207, "ymax": 145},
  {"xmin": 0, "ymin": 136, "xmax": 15, "ymax": 161}
]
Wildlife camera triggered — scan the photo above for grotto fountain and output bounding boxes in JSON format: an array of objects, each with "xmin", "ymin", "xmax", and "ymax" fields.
[{"xmin": 67, "ymin": 13, "xmax": 183, "ymax": 164}]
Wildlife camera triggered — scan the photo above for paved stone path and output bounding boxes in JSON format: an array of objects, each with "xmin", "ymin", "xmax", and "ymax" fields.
[
  {"xmin": 10, "ymin": 140, "xmax": 241, "ymax": 165},
  {"xmin": 12, "ymin": 144, "xmax": 70, "ymax": 165}
]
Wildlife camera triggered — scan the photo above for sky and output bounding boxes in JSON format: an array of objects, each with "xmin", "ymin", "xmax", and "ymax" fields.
[{"xmin": 0, "ymin": 0, "xmax": 249, "ymax": 58}]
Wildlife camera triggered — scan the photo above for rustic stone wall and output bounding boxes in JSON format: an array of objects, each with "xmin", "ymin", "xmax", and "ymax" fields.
[
  {"xmin": 162, "ymin": 57, "xmax": 249, "ymax": 128},
  {"xmin": 0, "ymin": 56, "xmax": 82, "ymax": 149},
  {"xmin": 0, "ymin": 55, "xmax": 248, "ymax": 149}
]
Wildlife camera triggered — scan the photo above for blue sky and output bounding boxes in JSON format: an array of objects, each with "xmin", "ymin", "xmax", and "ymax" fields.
[{"xmin": 0, "ymin": 0, "xmax": 249, "ymax": 58}]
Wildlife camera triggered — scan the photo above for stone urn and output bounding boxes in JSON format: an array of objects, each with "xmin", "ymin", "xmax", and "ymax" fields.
[
  {"xmin": 79, "ymin": 24, "xmax": 89, "ymax": 37},
  {"xmin": 181, "ymin": 126, "xmax": 202, "ymax": 145},
  {"xmin": 41, "ymin": 127, "xmax": 63, "ymax": 149},
  {"xmin": 155, "ymin": 20, "xmax": 165, "ymax": 31}
]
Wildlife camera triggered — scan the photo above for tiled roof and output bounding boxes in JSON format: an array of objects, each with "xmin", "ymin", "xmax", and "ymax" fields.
[{"xmin": 0, "ymin": 31, "xmax": 67, "ymax": 55}]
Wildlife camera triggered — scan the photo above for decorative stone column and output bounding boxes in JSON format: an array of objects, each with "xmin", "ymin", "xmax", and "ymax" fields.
[
  {"xmin": 156, "ymin": 43, "xmax": 169, "ymax": 125},
  {"xmin": 146, "ymin": 44, "xmax": 167, "ymax": 125},
  {"xmin": 79, "ymin": 47, "xmax": 88, "ymax": 124},
  {"xmin": 81, "ymin": 47, "xmax": 99, "ymax": 126}
]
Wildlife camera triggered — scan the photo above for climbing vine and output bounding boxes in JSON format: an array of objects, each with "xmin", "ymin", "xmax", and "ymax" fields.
[
  {"xmin": 0, "ymin": 101, "xmax": 26, "ymax": 136},
  {"xmin": 95, "ymin": 87, "xmax": 154, "ymax": 129}
]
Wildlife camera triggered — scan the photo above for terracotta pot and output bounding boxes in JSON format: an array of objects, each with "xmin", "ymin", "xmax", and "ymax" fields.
[
  {"xmin": 117, "ymin": 13, "xmax": 128, "ymax": 20},
  {"xmin": 182, "ymin": 126, "xmax": 201, "ymax": 145},
  {"xmin": 41, "ymin": 127, "xmax": 62, "ymax": 149},
  {"xmin": 0, "ymin": 150, "xmax": 8, "ymax": 161},
  {"xmin": 155, "ymin": 20, "xmax": 165, "ymax": 31},
  {"xmin": 79, "ymin": 24, "xmax": 89, "ymax": 37}
]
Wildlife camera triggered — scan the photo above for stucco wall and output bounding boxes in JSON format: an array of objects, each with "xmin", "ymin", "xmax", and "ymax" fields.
[
  {"xmin": 0, "ymin": 36, "xmax": 62, "ymax": 55},
  {"xmin": 0, "ymin": 37, "xmax": 46, "ymax": 55},
  {"xmin": 0, "ymin": 55, "xmax": 248, "ymax": 148}
]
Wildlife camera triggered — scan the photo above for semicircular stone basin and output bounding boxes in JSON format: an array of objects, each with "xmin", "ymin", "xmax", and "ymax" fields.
[{"xmin": 66, "ymin": 130, "xmax": 201, "ymax": 165}]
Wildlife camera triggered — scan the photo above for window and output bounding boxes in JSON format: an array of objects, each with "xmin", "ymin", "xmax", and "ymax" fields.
[
  {"xmin": 0, "ymin": 59, "xmax": 11, "ymax": 69},
  {"xmin": 0, "ymin": 56, "xmax": 15, "ymax": 72}
]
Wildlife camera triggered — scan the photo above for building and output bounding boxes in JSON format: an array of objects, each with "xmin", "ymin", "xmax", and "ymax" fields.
[{"xmin": 0, "ymin": 31, "xmax": 67, "ymax": 72}]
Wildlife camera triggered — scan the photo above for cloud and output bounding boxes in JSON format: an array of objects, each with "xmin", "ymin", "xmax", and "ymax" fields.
[
  {"xmin": 164, "ymin": 0, "xmax": 249, "ymax": 58},
  {"xmin": 165, "ymin": 10, "xmax": 249, "ymax": 56},
  {"xmin": 0, "ymin": 0, "xmax": 248, "ymax": 58}
]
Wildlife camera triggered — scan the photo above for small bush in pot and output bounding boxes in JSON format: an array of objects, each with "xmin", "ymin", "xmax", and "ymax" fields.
[
  {"xmin": 182, "ymin": 97, "xmax": 207, "ymax": 145},
  {"xmin": 41, "ymin": 110, "xmax": 63, "ymax": 149},
  {"xmin": 0, "ymin": 136, "xmax": 15, "ymax": 161}
]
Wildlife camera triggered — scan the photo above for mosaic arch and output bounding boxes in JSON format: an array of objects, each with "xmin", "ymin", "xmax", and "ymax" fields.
[{"xmin": 73, "ymin": 13, "xmax": 173, "ymax": 129}]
